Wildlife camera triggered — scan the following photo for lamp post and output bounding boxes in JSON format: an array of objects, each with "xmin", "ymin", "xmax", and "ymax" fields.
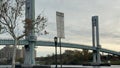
[{"xmin": 54, "ymin": 37, "xmax": 58, "ymax": 68}]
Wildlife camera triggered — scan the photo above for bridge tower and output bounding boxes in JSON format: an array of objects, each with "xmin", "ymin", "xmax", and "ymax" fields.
[
  {"xmin": 24, "ymin": 0, "xmax": 36, "ymax": 65},
  {"xmin": 92, "ymin": 16, "xmax": 101, "ymax": 64}
]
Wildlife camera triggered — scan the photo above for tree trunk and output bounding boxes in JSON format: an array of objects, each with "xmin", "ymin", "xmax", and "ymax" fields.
[{"xmin": 12, "ymin": 39, "xmax": 18, "ymax": 68}]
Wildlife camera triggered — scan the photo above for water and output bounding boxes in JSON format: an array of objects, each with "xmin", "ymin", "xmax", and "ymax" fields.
[
  {"xmin": 85, "ymin": 65, "xmax": 120, "ymax": 68},
  {"xmin": 51, "ymin": 65, "xmax": 120, "ymax": 68},
  {"xmin": 0, "ymin": 65, "xmax": 119, "ymax": 68},
  {"xmin": 0, "ymin": 65, "xmax": 11, "ymax": 68}
]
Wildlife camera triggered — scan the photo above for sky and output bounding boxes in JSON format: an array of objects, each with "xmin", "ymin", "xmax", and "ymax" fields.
[
  {"xmin": 1, "ymin": 0, "xmax": 120, "ymax": 57},
  {"xmin": 34, "ymin": 0, "xmax": 120, "ymax": 57}
]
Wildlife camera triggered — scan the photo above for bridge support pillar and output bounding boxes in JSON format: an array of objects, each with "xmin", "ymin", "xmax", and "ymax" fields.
[
  {"xmin": 24, "ymin": 0, "xmax": 36, "ymax": 65},
  {"xmin": 24, "ymin": 39, "xmax": 36, "ymax": 65},
  {"xmin": 96, "ymin": 48, "xmax": 101, "ymax": 64},
  {"xmin": 92, "ymin": 16, "xmax": 101, "ymax": 64},
  {"xmin": 93, "ymin": 50, "xmax": 97, "ymax": 63}
]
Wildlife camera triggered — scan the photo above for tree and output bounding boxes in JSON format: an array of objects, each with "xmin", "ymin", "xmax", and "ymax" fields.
[{"xmin": 0, "ymin": 0, "xmax": 47, "ymax": 68}]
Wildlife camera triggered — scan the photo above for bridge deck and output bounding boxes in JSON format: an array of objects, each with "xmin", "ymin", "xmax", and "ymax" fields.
[{"xmin": 0, "ymin": 39, "xmax": 119, "ymax": 55}]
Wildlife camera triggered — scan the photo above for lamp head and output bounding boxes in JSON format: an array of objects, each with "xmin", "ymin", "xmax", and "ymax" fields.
[{"xmin": 54, "ymin": 37, "xmax": 58, "ymax": 42}]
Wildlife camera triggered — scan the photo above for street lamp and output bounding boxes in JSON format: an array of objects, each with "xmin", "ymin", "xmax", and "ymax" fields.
[{"xmin": 54, "ymin": 37, "xmax": 58, "ymax": 68}]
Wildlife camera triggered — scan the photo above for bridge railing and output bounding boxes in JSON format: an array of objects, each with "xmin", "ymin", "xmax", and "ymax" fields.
[{"xmin": 0, "ymin": 39, "xmax": 119, "ymax": 55}]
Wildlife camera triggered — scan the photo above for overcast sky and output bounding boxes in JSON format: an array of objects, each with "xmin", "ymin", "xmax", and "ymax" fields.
[
  {"xmin": 34, "ymin": 0, "xmax": 120, "ymax": 57},
  {"xmin": 1, "ymin": 0, "xmax": 120, "ymax": 57}
]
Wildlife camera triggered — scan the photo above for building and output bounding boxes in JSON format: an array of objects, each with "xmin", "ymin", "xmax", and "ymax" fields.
[
  {"xmin": 0, "ymin": 45, "xmax": 36, "ymax": 63},
  {"xmin": 0, "ymin": 45, "xmax": 23, "ymax": 61}
]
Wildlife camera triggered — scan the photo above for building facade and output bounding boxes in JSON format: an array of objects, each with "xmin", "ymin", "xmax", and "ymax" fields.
[
  {"xmin": 0, "ymin": 45, "xmax": 36, "ymax": 63},
  {"xmin": 0, "ymin": 45, "xmax": 23, "ymax": 61}
]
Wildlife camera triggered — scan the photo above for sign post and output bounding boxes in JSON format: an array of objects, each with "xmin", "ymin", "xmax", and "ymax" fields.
[{"xmin": 56, "ymin": 11, "xmax": 65, "ymax": 68}]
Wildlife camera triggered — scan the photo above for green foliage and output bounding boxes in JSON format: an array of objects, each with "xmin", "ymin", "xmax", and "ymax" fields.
[
  {"xmin": 16, "ymin": 58, "xmax": 23, "ymax": 64},
  {"xmin": 111, "ymin": 61, "xmax": 120, "ymax": 65},
  {"xmin": 37, "ymin": 50, "xmax": 120, "ymax": 65},
  {"xmin": 37, "ymin": 50, "xmax": 93, "ymax": 65}
]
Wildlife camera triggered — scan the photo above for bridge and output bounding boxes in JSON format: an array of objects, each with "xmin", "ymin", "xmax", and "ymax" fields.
[
  {"xmin": 0, "ymin": 39, "xmax": 120, "ymax": 56},
  {"xmin": 0, "ymin": 0, "xmax": 120, "ymax": 67}
]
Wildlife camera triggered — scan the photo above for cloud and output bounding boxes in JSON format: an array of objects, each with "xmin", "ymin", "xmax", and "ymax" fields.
[
  {"xmin": 1, "ymin": 0, "xmax": 119, "ymax": 57},
  {"xmin": 34, "ymin": 0, "xmax": 120, "ymax": 54}
]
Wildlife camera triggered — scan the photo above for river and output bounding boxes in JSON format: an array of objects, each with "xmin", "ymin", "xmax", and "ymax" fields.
[
  {"xmin": 51, "ymin": 65, "xmax": 120, "ymax": 68},
  {"xmin": 0, "ymin": 65, "xmax": 119, "ymax": 68}
]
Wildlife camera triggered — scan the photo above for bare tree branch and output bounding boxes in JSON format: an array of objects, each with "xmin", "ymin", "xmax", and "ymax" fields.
[
  {"xmin": 0, "ymin": 20, "xmax": 7, "ymax": 25},
  {"xmin": 0, "ymin": 0, "xmax": 47, "ymax": 67},
  {"xmin": 17, "ymin": 33, "xmax": 25, "ymax": 40}
]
